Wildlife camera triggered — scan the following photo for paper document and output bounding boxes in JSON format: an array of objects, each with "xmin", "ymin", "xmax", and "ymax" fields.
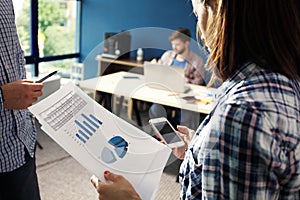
[{"xmin": 29, "ymin": 82, "xmax": 171, "ymax": 200}]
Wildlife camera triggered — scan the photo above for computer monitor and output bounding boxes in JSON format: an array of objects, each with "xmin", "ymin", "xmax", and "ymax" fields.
[{"xmin": 103, "ymin": 31, "xmax": 131, "ymax": 59}]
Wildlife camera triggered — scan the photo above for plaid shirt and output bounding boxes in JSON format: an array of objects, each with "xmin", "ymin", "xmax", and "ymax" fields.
[
  {"xmin": 0, "ymin": 0, "xmax": 37, "ymax": 172},
  {"xmin": 179, "ymin": 63, "xmax": 300, "ymax": 199}
]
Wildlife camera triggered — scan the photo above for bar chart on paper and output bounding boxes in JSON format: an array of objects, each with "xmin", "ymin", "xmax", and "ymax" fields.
[
  {"xmin": 74, "ymin": 113, "xmax": 103, "ymax": 144},
  {"xmin": 36, "ymin": 89, "xmax": 130, "ymax": 165},
  {"xmin": 29, "ymin": 82, "xmax": 172, "ymax": 200}
]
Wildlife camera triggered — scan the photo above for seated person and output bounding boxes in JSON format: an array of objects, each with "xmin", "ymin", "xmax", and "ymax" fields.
[
  {"xmin": 149, "ymin": 27, "xmax": 206, "ymax": 129},
  {"xmin": 153, "ymin": 27, "xmax": 205, "ymax": 85}
]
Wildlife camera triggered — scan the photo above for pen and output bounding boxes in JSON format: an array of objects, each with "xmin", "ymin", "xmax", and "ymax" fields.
[
  {"xmin": 167, "ymin": 93, "xmax": 178, "ymax": 96},
  {"xmin": 36, "ymin": 71, "xmax": 58, "ymax": 83},
  {"xmin": 123, "ymin": 75, "xmax": 139, "ymax": 79}
]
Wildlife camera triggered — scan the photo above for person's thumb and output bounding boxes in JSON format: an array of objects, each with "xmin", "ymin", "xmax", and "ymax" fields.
[
  {"xmin": 177, "ymin": 125, "xmax": 189, "ymax": 134},
  {"xmin": 90, "ymin": 175, "xmax": 99, "ymax": 188},
  {"xmin": 104, "ymin": 171, "xmax": 121, "ymax": 182}
]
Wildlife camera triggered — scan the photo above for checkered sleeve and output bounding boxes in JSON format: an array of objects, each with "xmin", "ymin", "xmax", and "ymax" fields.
[
  {"xmin": 0, "ymin": 0, "xmax": 36, "ymax": 172},
  {"xmin": 179, "ymin": 64, "xmax": 300, "ymax": 199},
  {"xmin": 203, "ymin": 99, "xmax": 299, "ymax": 199},
  {"xmin": 211, "ymin": 101, "xmax": 270, "ymax": 199}
]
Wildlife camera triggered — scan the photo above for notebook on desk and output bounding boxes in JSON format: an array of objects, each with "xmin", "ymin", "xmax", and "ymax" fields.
[{"xmin": 143, "ymin": 62, "xmax": 190, "ymax": 93}]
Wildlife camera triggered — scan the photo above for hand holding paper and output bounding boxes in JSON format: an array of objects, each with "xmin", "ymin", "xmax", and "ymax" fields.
[{"xmin": 29, "ymin": 82, "xmax": 171, "ymax": 200}]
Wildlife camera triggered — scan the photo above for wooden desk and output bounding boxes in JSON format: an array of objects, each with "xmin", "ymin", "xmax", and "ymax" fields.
[
  {"xmin": 96, "ymin": 55, "xmax": 145, "ymax": 76},
  {"xmin": 80, "ymin": 71, "xmax": 217, "ymax": 126}
]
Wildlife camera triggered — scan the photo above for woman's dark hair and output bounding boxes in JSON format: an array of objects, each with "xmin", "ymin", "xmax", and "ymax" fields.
[{"xmin": 206, "ymin": 0, "xmax": 300, "ymax": 81}]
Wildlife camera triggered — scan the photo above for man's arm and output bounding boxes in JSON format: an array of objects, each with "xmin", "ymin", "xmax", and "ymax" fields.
[
  {"xmin": 185, "ymin": 51, "xmax": 206, "ymax": 85},
  {"xmin": 1, "ymin": 80, "xmax": 43, "ymax": 110}
]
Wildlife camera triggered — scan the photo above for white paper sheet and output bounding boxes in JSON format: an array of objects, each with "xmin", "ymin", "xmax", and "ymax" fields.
[{"xmin": 29, "ymin": 82, "xmax": 171, "ymax": 200}]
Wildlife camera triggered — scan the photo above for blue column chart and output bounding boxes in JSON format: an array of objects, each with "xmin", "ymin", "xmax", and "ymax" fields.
[
  {"xmin": 29, "ymin": 82, "xmax": 172, "ymax": 200},
  {"xmin": 74, "ymin": 113, "xmax": 103, "ymax": 144},
  {"xmin": 74, "ymin": 113, "xmax": 128, "ymax": 164}
]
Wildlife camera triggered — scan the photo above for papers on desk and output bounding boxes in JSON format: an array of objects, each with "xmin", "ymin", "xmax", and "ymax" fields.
[
  {"xmin": 180, "ymin": 88, "xmax": 215, "ymax": 104},
  {"xmin": 29, "ymin": 82, "xmax": 171, "ymax": 200}
]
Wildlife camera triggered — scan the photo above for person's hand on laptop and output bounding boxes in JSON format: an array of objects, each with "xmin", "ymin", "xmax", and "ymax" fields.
[{"xmin": 150, "ymin": 58, "xmax": 157, "ymax": 63}]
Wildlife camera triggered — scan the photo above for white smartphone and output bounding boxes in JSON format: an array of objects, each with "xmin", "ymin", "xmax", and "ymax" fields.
[{"xmin": 149, "ymin": 117, "xmax": 185, "ymax": 148}]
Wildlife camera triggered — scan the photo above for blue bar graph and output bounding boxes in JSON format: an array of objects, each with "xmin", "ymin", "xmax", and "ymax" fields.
[
  {"xmin": 75, "ymin": 133, "xmax": 86, "ymax": 143},
  {"xmin": 75, "ymin": 120, "xmax": 93, "ymax": 136},
  {"xmin": 81, "ymin": 113, "xmax": 99, "ymax": 128},
  {"xmin": 83, "ymin": 121, "xmax": 96, "ymax": 133},
  {"xmin": 74, "ymin": 113, "xmax": 103, "ymax": 144},
  {"xmin": 90, "ymin": 114, "xmax": 103, "ymax": 125},
  {"xmin": 78, "ymin": 129, "xmax": 89, "ymax": 140}
]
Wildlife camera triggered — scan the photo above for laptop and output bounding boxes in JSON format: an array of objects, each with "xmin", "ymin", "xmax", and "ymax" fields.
[{"xmin": 143, "ymin": 62, "xmax": 190, "ymax": 93}]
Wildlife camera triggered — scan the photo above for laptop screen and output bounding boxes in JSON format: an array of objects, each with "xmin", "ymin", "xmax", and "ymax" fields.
[{"xmin": 143, "ymin": 62, "xmax": 189, "ymax": 93}]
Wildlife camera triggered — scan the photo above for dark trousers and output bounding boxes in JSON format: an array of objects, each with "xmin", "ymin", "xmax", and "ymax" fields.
[{"xmin": 0, "ymin": 150, "xmax": 41, "ymax": 200}]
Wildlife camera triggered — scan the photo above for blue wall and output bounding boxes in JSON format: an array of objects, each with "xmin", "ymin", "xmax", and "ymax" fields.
[{"xmin": 81, "ymin": 0, "xmax": 205, "ymax": 79}]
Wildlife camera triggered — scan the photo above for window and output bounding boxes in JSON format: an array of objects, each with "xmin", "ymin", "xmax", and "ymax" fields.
[
  {"xmin": 12, "ymin": 0, "xmax": 81, "ymax": 78},
  {"xmin": 13, "ymin": 0, "xmax": 31, "ymax": 56}
]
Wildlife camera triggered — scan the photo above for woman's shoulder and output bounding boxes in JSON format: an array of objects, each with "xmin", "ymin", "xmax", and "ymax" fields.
[{"xmin": 220, "ymin": 64, "xmax": 300, "ymax": 115}]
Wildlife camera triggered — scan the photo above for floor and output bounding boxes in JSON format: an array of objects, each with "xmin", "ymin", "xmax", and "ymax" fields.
[{"xmin": 35, "ymin": 98, "xmax": 181, "ymax": 200}]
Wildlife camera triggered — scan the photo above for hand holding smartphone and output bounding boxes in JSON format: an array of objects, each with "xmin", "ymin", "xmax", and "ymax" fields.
[{"xmin": 149, "ymin": 117, "xmax": 185, "ymax": 148}]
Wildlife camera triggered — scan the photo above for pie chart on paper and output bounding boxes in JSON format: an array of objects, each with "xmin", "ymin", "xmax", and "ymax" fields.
[{"xmin": 101, "ymin": 135, "xmax": 128, "ymax": 164}]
